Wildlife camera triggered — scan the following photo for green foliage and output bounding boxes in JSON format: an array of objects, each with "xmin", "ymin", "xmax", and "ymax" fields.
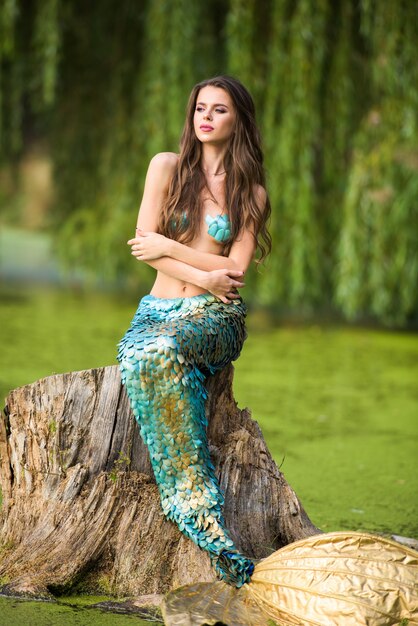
[
  {"xmin": 226, "ymin": 0, "xmax": 256, "ymax": 88},
  {"xmin": 335, "ymin": 118, "xmax": 418, "ymax": 325},
  {"xmin": 260, "ymin": 0, "xmax": 329, "ymax": 311},
  {"xmin": 0, "ymin": 540, "xmax": 14, "ymax": 553},
  {"xmin": 33, "ymin": 0, "xmax": 60, "ymax": 106},
  {"xmin": 0, "ymin": 575, "xmax": 11, "ymax": 586},
  {"xmin": 0, "ymin": 0, "xmax": 19, "ymax": 58},
  {"xmin": 335, "ymin": 1, "xmax": 418, "ymax": 324},
  {"xmin": 109, "ymin": 451, "xmax": 131, "ymax": 483},
  {"xmin": 95, "ymin": 574, "xmax": 113, "ymax": 595},
  {"xmin": 0, "ymin": 0, "xmax": 417, "ymax": 326}
]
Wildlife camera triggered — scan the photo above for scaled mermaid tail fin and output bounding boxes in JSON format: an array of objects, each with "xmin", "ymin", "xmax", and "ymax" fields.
[
  {"xmin": 163, "ymin": 531, "xmax": 418, "ymax": 625},
  {"xmin": 210, "ymin": 548, "xmax": 254, "ymax": 588},
  {"xmin": 163, "ymin": 531, "xmax": 418, "ymax": 626},
  {"xmin": 117, "ymin": 294, "xmax": 254, "ymax": 587}
]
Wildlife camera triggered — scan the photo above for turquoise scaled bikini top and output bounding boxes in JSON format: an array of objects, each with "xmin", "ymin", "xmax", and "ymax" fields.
[
  {"xmin": 171, "ymin": 211, "xmax": 232, "ymax": 243},
  {"xmin": 205, "ymin": 213, "xmax": 231, "ymax": 243}
]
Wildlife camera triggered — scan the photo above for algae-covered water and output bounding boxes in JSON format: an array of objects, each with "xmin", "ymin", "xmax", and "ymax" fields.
[
  {"xmin": 235, "ymin": 318, "xmax": 418, "ymax": 537},
  {"xmin": 0, "ymin": 595, "xmax": 161, "ymax": 625},
  {"xmin": 0, "ymin": 285, "xmax": 417, "ymax": 623}
]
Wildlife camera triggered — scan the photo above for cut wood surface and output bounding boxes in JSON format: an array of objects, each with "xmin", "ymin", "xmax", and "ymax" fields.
[{"xmin": 0, "ymin": 364, "xmax": 319, "ymax": 599}]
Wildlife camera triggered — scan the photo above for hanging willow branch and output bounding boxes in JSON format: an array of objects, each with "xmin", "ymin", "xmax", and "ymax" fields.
[
  {"xmin": 0, "ymin": 0, "xmax": 417, "ymax": 326},
  {"xmin": 335, "ymin": 1, "xmax": 418, "ymax": 324},
  {"xmin": 33, "ymin": 0, "xmax": 61, "ymax": 106}
]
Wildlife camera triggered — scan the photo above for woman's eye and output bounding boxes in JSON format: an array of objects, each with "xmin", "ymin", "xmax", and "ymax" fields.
[{"xmin": 195, "ymin": 106, "xmax": 226, "ymax": 113}]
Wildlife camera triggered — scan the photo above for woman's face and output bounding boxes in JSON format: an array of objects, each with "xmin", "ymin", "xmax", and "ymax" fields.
[{"xmin": 193, "ymin": 86, "xmax": 236, "ymax": 145}]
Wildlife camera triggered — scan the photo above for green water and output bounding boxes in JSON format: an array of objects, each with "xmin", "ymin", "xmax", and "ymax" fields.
[
  {"xmin": 0, "ymin": 285, "xmax": 417, "ymax": 623},
  {"xmin": 0, "ymin": 596, "xmax": 161, "ymax": 625},
  {"xmin": 235, "ymin": 321, "xmax": 418, "ymax": 537}
]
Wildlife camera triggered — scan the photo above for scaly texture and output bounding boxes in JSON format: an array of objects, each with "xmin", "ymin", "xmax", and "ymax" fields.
[{"xmin": 117, "ymin": 293, "xmax": 254, "ymax": 587}]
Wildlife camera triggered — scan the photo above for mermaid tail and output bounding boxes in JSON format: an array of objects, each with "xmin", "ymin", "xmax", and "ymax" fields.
[
  {"xmin": 117, "ymin": 293, "xmax": 254, "ymax": 587},
  {"xmin": 163, "ymin": 532, "xmax": 418, "ymax": 625},
  {"xmin": 117, "ymin": 294, "xmax": 418, "ymax": 621}
]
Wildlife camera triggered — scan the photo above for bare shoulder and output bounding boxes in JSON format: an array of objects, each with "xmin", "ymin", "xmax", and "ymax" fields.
[
  {"xmin": 142, "ymin": 152, "xmax": 178, "ymax": 194},
  {"xmin": 149, "ymin": 152, "xmax": 179, "ymax": 173},
  {"xmin": 145, "ymin": 152, "xmax": 179, "ymax": 191}
]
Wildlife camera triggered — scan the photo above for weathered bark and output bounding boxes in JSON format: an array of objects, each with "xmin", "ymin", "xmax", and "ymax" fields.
[{"xmin": 0, "ymin": 364, "xmax": 318, "ymax": 599}]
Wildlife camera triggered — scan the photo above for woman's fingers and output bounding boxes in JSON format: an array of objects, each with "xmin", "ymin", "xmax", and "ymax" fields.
[
  {"xmin": 226, "ymin": 270, "xmax": 245, "ymax": 289},
  {"xmin": 216, "ymin": 289, "xmax": 241, "ymax": 303},
  {"xmin": 221, "ymin": 293, "xmax": 240, "ymax": 303}
]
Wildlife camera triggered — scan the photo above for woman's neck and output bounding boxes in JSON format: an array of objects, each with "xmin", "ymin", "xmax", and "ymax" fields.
[{"xmin": 200, "ymin": 144, "xmax": 227, "ymax": 177}]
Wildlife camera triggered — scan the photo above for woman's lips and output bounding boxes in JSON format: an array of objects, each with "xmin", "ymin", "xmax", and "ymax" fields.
[{"xmin": 200, "ymin": 125, "xmax": 214, "ymax": 131}]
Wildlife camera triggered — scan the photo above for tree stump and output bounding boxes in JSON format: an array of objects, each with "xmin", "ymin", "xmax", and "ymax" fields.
[{"xmin": 0, "ymin": 364, "xmax": 318, "ymax": 599}]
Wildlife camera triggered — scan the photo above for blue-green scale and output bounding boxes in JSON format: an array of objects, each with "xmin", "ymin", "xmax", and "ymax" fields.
[
  {"xmin": 171, "ymin": 211, "xmax": 231, "ymax": 243},
  {"xmin": 117, "ymin": 294, "xmax": 254, "ymax": 587},
  {"xmin": 205, "ymin": 213, "xmax": 231, "ymax": 242}
]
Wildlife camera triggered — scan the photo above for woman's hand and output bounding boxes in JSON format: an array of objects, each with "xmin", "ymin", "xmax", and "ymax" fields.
[
  {"xmin": 202, "ymin": 269, "xmax": 245, "ymax": 304},
  {"xmin": 128, "ymin": 229, "xmax": 171, "ymax": 261}
]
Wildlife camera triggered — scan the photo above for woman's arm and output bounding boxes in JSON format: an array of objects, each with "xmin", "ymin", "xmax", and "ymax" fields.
[
  {"xmin": 133, "ymin": 151, "xmax": 178, "ymax": 232},
  {"xmin": 128, "ymin": 153, "xmax": 245, "ymax": 302},
  {"xmin": 131, "ymin": 185, "xmax": 267, "ymax": 274},
  {"xmin": 142, "ymin": 255, "xmax": 245, "ymax": 303},
  {"xmin": 169, "ymin": 184, "xmax": 266, "ymax": 272},
  {"xmin": 133, "ymin": 233, "xmax": 240, "ymax": 271}
]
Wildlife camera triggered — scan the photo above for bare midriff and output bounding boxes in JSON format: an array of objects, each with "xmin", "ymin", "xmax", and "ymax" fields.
[
  {"xmin": 149, "ymin": 274, "xmax": 209, "ymax": 299},
  {"xmin": 149, "ymin": 225, "xmax": 226, "ymax": 299}
]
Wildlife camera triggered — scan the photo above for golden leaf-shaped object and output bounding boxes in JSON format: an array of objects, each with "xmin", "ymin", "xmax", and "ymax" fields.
[
  {"xmin": 162, "ymin": 580, "xmax": 268, "ymax": 626},
  {"xmin": 163, "ymin": 532, "xmax": 418, "ymax": 626}
]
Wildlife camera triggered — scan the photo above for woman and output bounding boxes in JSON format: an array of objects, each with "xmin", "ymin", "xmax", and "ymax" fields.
[
  {"xmin": 117, "ymin": 77, "xmax": 418, "ymax": 623},
  {"xmin": 117, "ymin": 75, "xmax": 271, "ymax": 588}
]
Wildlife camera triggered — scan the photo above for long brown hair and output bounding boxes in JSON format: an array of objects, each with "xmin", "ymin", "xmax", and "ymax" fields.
[{"xmin": 158, "ymin": 75, "xmax": 271, "ymax": 262}]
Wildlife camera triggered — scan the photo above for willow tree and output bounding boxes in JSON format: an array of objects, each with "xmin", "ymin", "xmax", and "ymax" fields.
[
  {"xmin": 0, "ymin": 0, "xmax": 417, "ymax": 326},
  {"xmin": 335, "ymin": 1, "xmax": 418, "ymax": 325},
  {"xmin": 258, "ymin": 0, "xmax": 329, "ymax": 311}
]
